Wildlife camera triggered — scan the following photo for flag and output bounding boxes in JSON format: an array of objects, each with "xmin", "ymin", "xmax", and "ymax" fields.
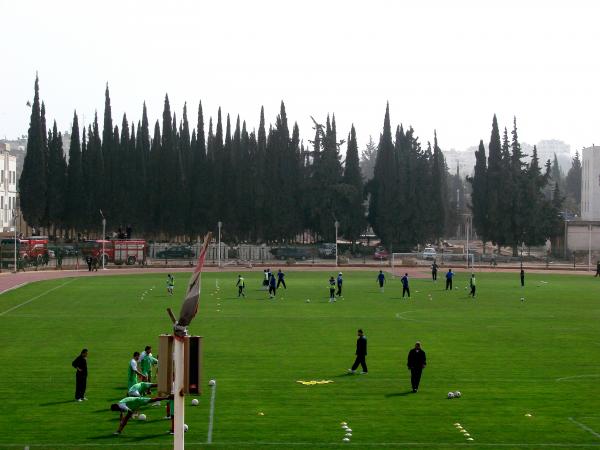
[{"xmin": 175, "ymin": 233, "xmax": 212, "ymax": 336}]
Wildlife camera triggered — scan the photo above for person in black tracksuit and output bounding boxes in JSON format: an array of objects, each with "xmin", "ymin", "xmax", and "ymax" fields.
[
  {"xmin": 445, "ymin": 269, "xmax": 454, "ymax": 290},
  {"xmin": 520, "ymin": 269, "xmax": 525, "ymax": 287},
  {"xmin": 595, "ymin": 261, "xmax": 600, "ymax": 277},
  {"xmin": 277, "ymin": 270, "xmax": 287, "ymax": 289},
  {"xmin": 72, "ymin": 348, "xmax": 88, "ymax": 401},
  {"xmin": 431, "ymin": 261, "xmax": 438, "ymax": 281},
  {"xmin": 407, "ymin": 342, "xmax": 426, "ymax": 392},
  {"xmin": 348, "ymin": 329, "xmax": 368, "ymax": 374},
  {"xmin": 401, "ymin": 273, "xmax": 410, "ymax": 298}
]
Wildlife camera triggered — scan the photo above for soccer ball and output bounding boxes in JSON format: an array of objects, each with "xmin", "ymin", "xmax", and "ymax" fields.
[
  {"xmin": 447, "ymin": 392, "xmax": 455, "ymax": 399},
  {"xmin": 191, "ymin": 398, "xmax": 199, "ymax": 406},
  {"xmin": 209, "ymin": 379, "xmax": 216, "ymax": 386},
  {"xmin": 183, "ymin": 424, "xmax": 189, "ymax": 432},
  {"xmin": 138, "ymin": 414, "xmax": 147, "ymax": 421},
  {"xmin": 454, "ymin": 391, "xmax": 461, "ymax": 398},
  {"xmin": 306, "ymin": 299, "xmax": 310, "ymax": 303}
]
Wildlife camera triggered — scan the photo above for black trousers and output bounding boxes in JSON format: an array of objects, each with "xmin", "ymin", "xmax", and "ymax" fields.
[
  {"xmin": 432, "ymin": 271, "xmax": 437, "ymax": 281},
  {"xmin": 75, "ymin": 373, "xmax": 87, "ymax": 399},
  {"xmin": 402, "ymin": 286, "xmax": 410, "ymax": 297},
  {"xmin": 446, "ymin": 278, "xmax": 453, "ymax": 290},
  {"xmin": 269, "ymin": 286, "xmax": 276, "ymax": 296},
  {"xmin": 337, "ymin": 284, "xmax": 342, "ymax": 296},
  {"xmin": 238, "ymin": 286, "xmax": 245, "ymax": 296},
  {"xmin": 470, "ymin": 285, "xmax": 476, "ymax": 297},
  {"xmin": 277, "ymin": 279, "xmax": 286, "ymax": 289},
  {"xmin": 410, "ymin": 368, "xmax": 422, "ymax": 390},
  {"xmin": 351, "ymin": 355, "xmax": 367, "ymax": 372},
  {"xmin": 521, "ymin": 276, "xmax": 525, "ymax": 286}
]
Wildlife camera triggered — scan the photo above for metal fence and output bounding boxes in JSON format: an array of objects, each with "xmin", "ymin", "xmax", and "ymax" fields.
[{"xmin": 0, "ymin": 241, "xmax": 598, "ymax": 272}]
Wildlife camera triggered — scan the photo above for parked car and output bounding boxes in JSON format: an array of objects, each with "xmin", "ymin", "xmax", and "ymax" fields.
[
  {"xmin": 156, "ymin": 245, "xmax": 195, "ymax": 259},
  {"xmin": 270, "ymin": 247, "xmax": 312, "ymax": 260},
  {"xmin": 318, "ymin": 243, "xmax": 337, "ymax": 259},
  {"xmin": 373, "ymin": 248, "xmax": 389, "ymax": 260},
  {"xmin": 422, "ymin": 247, "xmax": 437, "ymax": 260}
]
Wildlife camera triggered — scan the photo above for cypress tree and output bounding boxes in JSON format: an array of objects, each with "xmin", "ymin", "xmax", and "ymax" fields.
[
  {"xmin": 65, "ymin": 111, "xmax": 84, "ymax": 232},
  {"xmin": 342, "ymin": 124, "xmax": 366, "ymax": 246},
  {"xmin": 369, "ymin": 103, "xmax": 397, "ymax": 246},
  {"xmin": 46, "ymin": 121, "xmax": 67, "ymax": 232},
  {"xmin": 565, "ymin": 151, "xmax": 582, "ymax": 210},
  {"xmin": 468, "ymin": 140, "xmax": 489, "ymax": 245},
  {"xmin": 101, "ymin": 84, "xmax": 113, "ymax": 218},
  {"xmin": 430, "ymin": 131, "xmax": 447, "ymax": 241},
  {"xmin": 20, "ymin": 75, "xmax": 47, "ymax": 229}
]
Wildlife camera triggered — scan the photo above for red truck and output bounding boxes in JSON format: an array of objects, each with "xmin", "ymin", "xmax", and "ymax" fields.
[
  {"xmin": 0, "ymin": 236, "xmax": 50, "ymax": 268},
  {"xmin": 81, "ymin": 239, "xmax": 147, "ymax": 266}
]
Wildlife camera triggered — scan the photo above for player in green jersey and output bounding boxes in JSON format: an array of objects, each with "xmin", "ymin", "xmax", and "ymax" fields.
[
  {"xmin": 139, "ymin": 346, "xmax": 158, "ymax": 383},
  {"xmin": 110, "ymin": 394, "xmax": 172, "ymax": 434},
  {"xmin": 128, "ymin": 382, "xmax": 157, "ymax": 397}
]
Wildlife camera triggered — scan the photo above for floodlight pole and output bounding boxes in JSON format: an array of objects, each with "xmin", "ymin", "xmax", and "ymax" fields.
[
  {"xmin": 334, "ymin": 220, "xmax": 339, "ymax": 267},
  {"xmin": 217, "ymin": 221, "xmax": 222, "ymax": 268},
  {"xmin": 465, "ymin": 215, "xmax": 470, "ymax": 269},
  {"xmin": 100, "ymin": 210, "xmax": 107, "ymax": 270},
  {"xmin": 13, "ymin": 210, "xmax": 17, "ymax": 273},
  {"xmin": 588, "ymin": 223, "xmax": 592, "ymax": 272}
]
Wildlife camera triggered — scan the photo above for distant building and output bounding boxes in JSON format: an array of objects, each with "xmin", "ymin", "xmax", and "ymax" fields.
[
  {"xmin": 0, "ymin": 144, "xmax": 18, "ymax": 232},
  {"xmin": 581, "ymin": 146, "xmax": 600, "ymax": 221}
]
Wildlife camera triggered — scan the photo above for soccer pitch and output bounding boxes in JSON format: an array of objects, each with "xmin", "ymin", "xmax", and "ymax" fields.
[{"xmin": 1, "ymin": 270, "xmax": 599, "ymax": 449}]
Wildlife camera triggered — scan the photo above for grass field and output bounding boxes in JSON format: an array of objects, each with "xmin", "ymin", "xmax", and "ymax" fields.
[{"xmin": 1, "ymin": 269, "xmax": 600, "ymax": 449}]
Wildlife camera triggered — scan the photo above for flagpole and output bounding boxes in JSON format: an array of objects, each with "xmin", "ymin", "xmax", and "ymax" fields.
[
  {"xmin": 171, "ymin": 232, "xmax": 212, "ymax": 450},
  {"xmin": 173, "ymin": 336, "xmax": 185, "ymax": 450}
]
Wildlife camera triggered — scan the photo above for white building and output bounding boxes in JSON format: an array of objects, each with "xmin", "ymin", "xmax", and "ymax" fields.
[
  {"xmin": 0, "ymin": 144, "xmax": 17, "ymax": 232},
  {"xmin": 581, "ymin": 146, "xmax": 600, "ymax": 221}
]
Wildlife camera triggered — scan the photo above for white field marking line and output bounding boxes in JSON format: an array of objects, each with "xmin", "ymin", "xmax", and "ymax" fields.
[
  {"xmin": 0, "ymin": 279, "xmax": 75, "ymax": 316},
  {"xmin": 0, "ymin": 281, "xmax": 27, "ymax": 295},
  {"xmin": 569, "ymin": 417, "xmax": 600, "ymax": 439},
  {"xmin": 5, "ymin": 442, "xmax": 600, "ymax": 448},
  {"xmin": 207, "ymin": 382, "xmax": 217, "ymax": 444},
  {"xmin": 556, "ymin": 374, "xmax": 600, "ymax": 381}
]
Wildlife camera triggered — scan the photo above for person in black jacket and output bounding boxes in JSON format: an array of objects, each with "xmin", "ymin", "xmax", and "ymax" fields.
[
  {"xmin": 348, "ymin": 329, "xmax": 368, "ymax": 374},
  {"xmin": 407, "ymin": 341, "xmax": 426, "ymax": 392},
  {"xmin": 72, "ymin": 348, "xmax": 88, "ymax": 401}
]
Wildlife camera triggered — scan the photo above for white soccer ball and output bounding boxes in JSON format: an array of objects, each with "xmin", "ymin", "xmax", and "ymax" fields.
[
  {"xmin": 191, "ymin": 398, "xmax": 199, "ymax": 406},
  {"xmin": 447, "ymin": 392, "xmax": 455, "ymax": 399},
  {"xmin": 209, "ymin": 379, "xmax": 216, "ymax": 386},
  {"xmin": 183, "ymin": 424, "xmax": 189, "ymax": 432},
  {"xmin": 138, "ymin": 413, "xmax": 147, "ymax": 421},
  {"xmin": 454, "ymin": 391, "xmax": 461, "ymax": 398},
  {"xmin": 306, "ymin": 299, "xmax": 310, "ymax": 303}
]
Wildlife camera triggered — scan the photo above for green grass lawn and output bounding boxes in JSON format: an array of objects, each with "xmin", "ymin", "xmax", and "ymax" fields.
[{"xmin": 1, "ymin": 270, "xmax": 600, "ymax": 449}]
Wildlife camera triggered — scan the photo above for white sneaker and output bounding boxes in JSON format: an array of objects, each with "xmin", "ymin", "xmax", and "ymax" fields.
[
  {"xmin": 347, "ymin": 369, "xmax": 355, "ymax": 374},
  {"xmin": 361, "ymin": 371, "xmax": 368, "ymax": 375},
  {"xmin": 77, "ymin": 399, "xmax": 83, "ymax": 402}
]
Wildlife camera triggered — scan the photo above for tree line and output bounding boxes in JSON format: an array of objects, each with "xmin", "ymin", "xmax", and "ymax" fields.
[
  {"xmin": 19, "ymin": 76, "xmax": 572, "ymax": 250},
  {"xmin": 468, "ymin": 116, "xmax": 568, "ymax": 256}
]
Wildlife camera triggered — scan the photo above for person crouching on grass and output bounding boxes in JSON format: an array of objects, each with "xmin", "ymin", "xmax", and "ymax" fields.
[
  {"xmin": 128, "ymin": 382, "xmax": 157, "ymax": 397},
  {"xmin": 110, "ymin": 394, "xmax": 172, "ymax": 435}
]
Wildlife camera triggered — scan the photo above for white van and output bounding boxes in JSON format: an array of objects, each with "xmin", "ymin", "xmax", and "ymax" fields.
[{"xmin": 422, "ymin": 247, "xmax": 437, "ymax": 260}]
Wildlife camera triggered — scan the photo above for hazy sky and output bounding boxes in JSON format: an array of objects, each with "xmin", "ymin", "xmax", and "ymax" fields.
[{"xmin": 2, "ymin": 0, "xmax": 599, "ymax": 155}]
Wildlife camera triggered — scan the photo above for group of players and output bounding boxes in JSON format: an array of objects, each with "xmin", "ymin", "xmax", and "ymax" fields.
[
  {"xmin": 236, "ymin": 269, "xmax": 346, "ymax": 302},
  {"xmin": 109, "ymin": 346, "xmax": 175, "ymax": 435}
]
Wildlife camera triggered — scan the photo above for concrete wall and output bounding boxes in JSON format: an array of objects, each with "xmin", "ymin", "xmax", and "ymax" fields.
[{"xmin": 566, "ymin": 222, "xmax": 600, "ymax": 252}]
